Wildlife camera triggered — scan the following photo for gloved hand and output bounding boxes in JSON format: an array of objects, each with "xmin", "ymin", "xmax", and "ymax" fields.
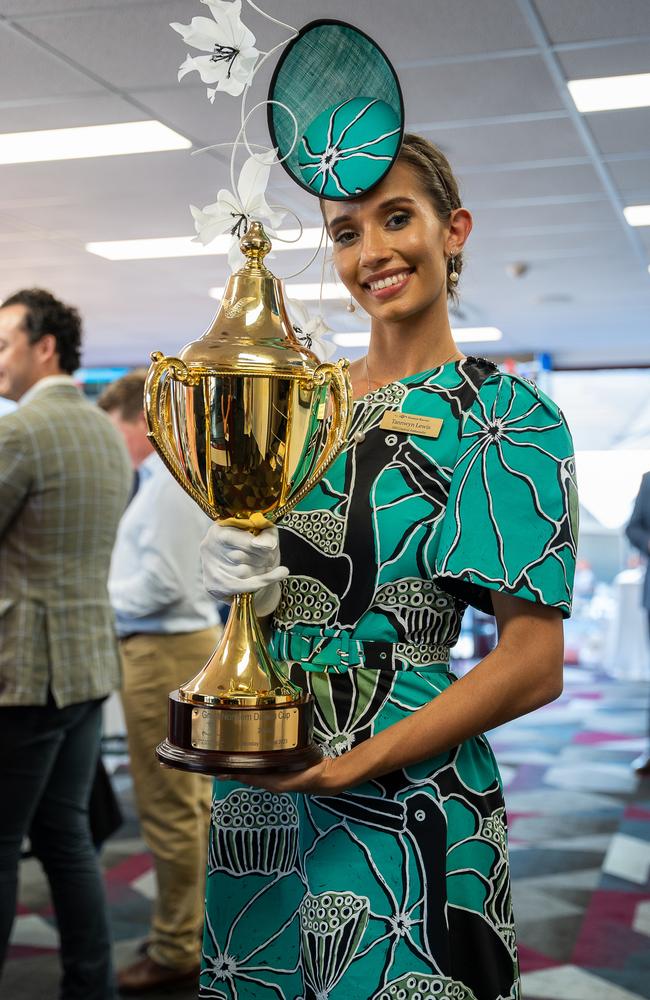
[{"xmin": 200, "ymin": 523, "xmax": 289, "ymax": 617}]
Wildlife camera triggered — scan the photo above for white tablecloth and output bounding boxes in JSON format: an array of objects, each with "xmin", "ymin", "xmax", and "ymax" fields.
[{"xmin": 603, "ymin": 568, "xmax": 650, "ymax": 681}]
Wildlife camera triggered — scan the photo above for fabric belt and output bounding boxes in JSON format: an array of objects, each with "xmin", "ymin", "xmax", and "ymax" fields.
[{"xmin": 271, "ymin": 629, "xmax": 451, "ymax": 673}]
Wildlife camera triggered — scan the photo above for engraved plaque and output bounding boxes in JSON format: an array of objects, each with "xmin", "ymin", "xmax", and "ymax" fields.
[{"xmin": 191, "ymin": 707, "xmax": 300, "ymax": 752}]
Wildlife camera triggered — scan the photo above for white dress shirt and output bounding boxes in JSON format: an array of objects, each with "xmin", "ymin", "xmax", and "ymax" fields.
[{"xmin": 109, "ymin": 451, "xmax": 220, "ymax": 636}]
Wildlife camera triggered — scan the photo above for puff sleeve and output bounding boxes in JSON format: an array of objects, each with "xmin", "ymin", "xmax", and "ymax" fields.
[{"xmin": 435, "ymin": 372, "xmax": 578, "ymax": 617}]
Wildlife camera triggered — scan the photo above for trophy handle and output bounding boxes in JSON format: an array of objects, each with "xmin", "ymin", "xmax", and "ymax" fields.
[
  {"xmin": 274, "ymin": 360, "xmax": 352, "ymax": 521},
  {"xmin": 144, "ymin": 351, "xmax": 215, "ymax": 519}
]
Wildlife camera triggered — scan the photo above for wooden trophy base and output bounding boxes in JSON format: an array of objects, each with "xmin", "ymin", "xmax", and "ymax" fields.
[{"xmin": 156, "ymin": 689, "xmax": 323, "ymax": 776}]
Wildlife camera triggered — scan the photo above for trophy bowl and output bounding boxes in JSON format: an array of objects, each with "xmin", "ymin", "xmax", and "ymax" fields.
[{"xmin": 144, "ymin": 222, "xmax": 352, "ymax": 775}]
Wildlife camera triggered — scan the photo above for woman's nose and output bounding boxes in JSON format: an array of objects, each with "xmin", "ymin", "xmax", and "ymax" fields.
[{"xmin": 358, "ymin": 226, "xmax": 391, "ymax": 268}]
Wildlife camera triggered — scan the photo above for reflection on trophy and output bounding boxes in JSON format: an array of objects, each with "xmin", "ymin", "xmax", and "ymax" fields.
[{"xmin": 144, "ymin": 222, "xmax": 352, "ymax": 775}]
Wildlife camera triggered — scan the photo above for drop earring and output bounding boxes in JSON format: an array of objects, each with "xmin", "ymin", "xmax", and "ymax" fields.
[
  {"xmin": 449, "ymin": 249, "xmax": 459, "ymax": 285},
  {"xmin": 346, "ymin": 295, "xmax": 356, "ymax": 313}
]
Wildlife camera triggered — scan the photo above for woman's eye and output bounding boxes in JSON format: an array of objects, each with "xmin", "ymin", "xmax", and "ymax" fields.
[
  {"xmin": 334, "ymin": 229, "xmax": 357, "ymax": 245},
  {"xmin": 387, "ymin": 211, "xmax": 410, "ymax": 229}
]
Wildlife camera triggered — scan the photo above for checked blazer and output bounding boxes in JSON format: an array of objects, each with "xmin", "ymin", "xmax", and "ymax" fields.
[{"xmin": 0, "ymin": 382, "xmax": 132, "ymax": 706}]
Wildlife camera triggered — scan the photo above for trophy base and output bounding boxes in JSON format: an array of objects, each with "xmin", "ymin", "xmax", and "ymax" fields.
[{"xmin": 156, "ymin": 689, "xmax": 323, "ymax": 776}]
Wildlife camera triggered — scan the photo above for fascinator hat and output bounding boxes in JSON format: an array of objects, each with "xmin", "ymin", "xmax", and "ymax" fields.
[
  {"xmin": 171, "ymin": 3, "xmax": 405, "ymax": 352},
  {"xmin": 267, "ymin": 20, "xmax": 404, "ymax": 201}
]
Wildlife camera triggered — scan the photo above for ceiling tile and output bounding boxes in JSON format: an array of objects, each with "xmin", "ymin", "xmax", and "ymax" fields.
[
  {"xmin": 133, "ymin": 85, "xmax": 268, "ymax": 154},
  {"xmin": 0, "ymin": 94, "xmax": 143, "ymax": 133},
  {"xmin": 535, "ymin": 0, "xmax": 650, "ymax": 43},
  {"xmin": 588, "ymin": 109, "xmax": 650, "ymax": 155},
  {"xmin": 607, "ymin": 159, "xmax": 650, "ymax": 202},
  {"xmin": 266, "ymin": 0, "xmax": 536, "ymax": 61},
  {"xmin": 19, "ymin": 1, "xmax": 187, "ymax": 90},
  {"xmin": 0, "ymin": 21, "xmax": 93, "ymax": 98},
  {"xmin": 558, "ymin": 40, "xmax": 650, "ymax": 80},
  {"xmin": 1, "ymin": 1, "xmax": 156, "ymax": 13},
  {"xmin": 421, "ymin": 117, "xmax": 585, "ymax": 168},
  {"xmin": 402, "ymin": 55, "xmax": 563, "ymax": 124},
  {"xmin": 460, "ymin": 163, "xmax": 602, "ymax": 201}
]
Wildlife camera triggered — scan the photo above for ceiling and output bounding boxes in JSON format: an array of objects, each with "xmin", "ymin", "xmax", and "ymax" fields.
[{"xmin": 0, "ymin": 0, "xmax": 649, "ymax": 368}]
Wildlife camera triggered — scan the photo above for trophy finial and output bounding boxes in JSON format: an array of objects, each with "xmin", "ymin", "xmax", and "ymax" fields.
[{"xmin": 240, "ymin": 220, "xmax": 272, "ymax": 272}]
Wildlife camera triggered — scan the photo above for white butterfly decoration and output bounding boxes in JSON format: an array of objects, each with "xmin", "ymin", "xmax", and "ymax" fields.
[
  {"xmin": 286, "ymin": 298, "xmax": 336, "ymax": 361},
  {"xmin": 190, "ymin": 150, "xmax": 286, "ymax": 272},
  {"xmin": 171, "ymin": 0, "xmax": 259, "ymax": 100}
]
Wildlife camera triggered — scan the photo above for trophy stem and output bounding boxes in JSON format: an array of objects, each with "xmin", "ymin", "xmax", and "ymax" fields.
[
  {"xmin": 157, "ymin": 589, "xmax": 323, "ymax": 775},
  {"xmin": 179, "ymin": 590, "xmax": 301, "ymax": 707}
]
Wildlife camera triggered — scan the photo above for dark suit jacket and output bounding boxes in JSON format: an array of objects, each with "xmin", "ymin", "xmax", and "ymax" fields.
[
  {"xmin": 626, "ymin": 471, "xmax": 650, "ymax": 610},
  {"xmin": 0, "ymin": 382, "xmax": 132, "ymax": 706}
]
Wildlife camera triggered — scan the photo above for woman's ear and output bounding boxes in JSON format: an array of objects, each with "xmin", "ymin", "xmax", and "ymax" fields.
[{"xmin": 447, "ymin": 207, "xmax": 473, "ymax": 254}]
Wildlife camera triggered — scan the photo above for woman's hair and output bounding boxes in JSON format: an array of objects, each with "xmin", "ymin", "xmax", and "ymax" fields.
[{"xmin": 320, "ymin": 132, "xmax": 464, "ymax": 301}]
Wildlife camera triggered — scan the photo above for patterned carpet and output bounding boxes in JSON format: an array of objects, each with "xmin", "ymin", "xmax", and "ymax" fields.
[{"xmin": 2, "ymin": 663, "xmax": 649, "ymax": 1000}]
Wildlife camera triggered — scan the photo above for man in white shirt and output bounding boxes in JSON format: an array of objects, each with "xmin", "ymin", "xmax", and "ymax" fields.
[{"xmin": 99, "ymin": 371, "xmax": 222, "ymax": 996}]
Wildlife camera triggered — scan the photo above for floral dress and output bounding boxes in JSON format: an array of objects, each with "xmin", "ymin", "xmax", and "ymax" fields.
[{"xmin": 200, "ymin": 357, "xmax": 578, "ymax": 1000}]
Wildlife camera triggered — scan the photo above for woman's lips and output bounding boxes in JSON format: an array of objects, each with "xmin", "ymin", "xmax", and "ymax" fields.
[{"xmin": 364, "ymin": 269, "xmax": 413, "ymax": 301}]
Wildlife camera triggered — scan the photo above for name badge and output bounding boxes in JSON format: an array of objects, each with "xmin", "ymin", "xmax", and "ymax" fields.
[{"xmin": 379, "ymin": 411, "xmax": 443, "ymax": 438}]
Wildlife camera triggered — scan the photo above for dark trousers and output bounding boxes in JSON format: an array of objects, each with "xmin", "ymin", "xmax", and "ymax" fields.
[{"xmin": 0, "ymin": 695, "xmax": 115, "ymax": 999}]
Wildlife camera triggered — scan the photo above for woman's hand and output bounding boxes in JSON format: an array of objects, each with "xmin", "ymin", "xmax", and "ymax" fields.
[
  {"xmin": 200, "ymin": 522, "xmax": 289, "ymax": 616},
  {"xmin": 219, "ymin": 754, "xmax": 351, "ymax": 795}
]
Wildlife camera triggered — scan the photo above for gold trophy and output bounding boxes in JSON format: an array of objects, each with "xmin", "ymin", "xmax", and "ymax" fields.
[{"xmin": 144, "ymin": 222, "xmax": 352, "ymax": 775}]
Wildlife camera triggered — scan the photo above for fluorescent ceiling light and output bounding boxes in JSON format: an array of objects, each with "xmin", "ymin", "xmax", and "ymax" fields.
[
  {"xmin": 623, "ymin": 205, "xmax": 650, "ymax": 227},
  {"xmin": 0, "ymin": 121, "xmax": 191, "ymax": 165},
  {"xmin": 568, "ymin": 73, "xmax": 650, "ymax": 113},
  {"xmin": 86, "ymin": 227, "xmax": 323, "ymax": 260},
  {"xmin": 210, "ymin": 281, "xmax": 346, "ymax": 300},
  {"xmin": 333, "ymin": 328, "xmax": 503, "ymax": 348}
]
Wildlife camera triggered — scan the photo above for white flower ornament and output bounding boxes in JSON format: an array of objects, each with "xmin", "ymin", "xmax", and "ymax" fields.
[
  {"xmin": 190, "ymin": 150, "xmax": 286, "ymax": 272},
  {"xmin": 286, "ymin": 298, "xmax": 335, "ymax": 361},
  {"xmin": 171, "ymin": 0, "xmax": 259, "ymax": 100}
]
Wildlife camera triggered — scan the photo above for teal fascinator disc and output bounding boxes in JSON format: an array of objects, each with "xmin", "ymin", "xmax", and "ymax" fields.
[
  {"xmin": 268, "ymin": 20, "xmax": 404, "ymax": 202},
  {"xmin": 299, "ymin": 97, "xmax": 401, "ymax": 198}
]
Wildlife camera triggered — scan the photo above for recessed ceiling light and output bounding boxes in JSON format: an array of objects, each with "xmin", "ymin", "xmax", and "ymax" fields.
[
  {"xmin": 568, "ymin": 72, "xmax": 650, "ymax": 113},
  {"xmin": 333, "ymin": 327, "xmax": 503, "ymax": 348},
  {"xmin": 86, "ymin": 227, "xmax": 323, "ymax": 260},
  {"xmin": 623, "ymin": 205, "xmax": 650, "ymax": 227},
  {"xmin": 0, "ymin": 121, "xmax": 191, "ymax": 165},
  {"xmin": 209, "ymin": 281, "xmax": 346, "ymax": 300}
]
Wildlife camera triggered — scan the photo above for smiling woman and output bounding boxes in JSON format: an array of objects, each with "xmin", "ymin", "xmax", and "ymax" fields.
[{"xmin": 199, "ymin": 131, "xmax": 578, "ymax": 1000}]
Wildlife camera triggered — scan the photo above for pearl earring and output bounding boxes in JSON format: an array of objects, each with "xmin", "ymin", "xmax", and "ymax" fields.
[
  {"xmin": 346, "ymin": 295, "xmax": 356, "ymax": 313},
  {"xmin": 449, "ymin": 248, "xmax": 459, "ymax": 285}
]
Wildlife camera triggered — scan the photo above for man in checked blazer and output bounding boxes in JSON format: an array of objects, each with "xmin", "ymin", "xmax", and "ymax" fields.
[
  {"xmin": 626, "ymin": 471, "xmax": 650, "ymax": 775},
  {"xmin": 0, "ymin": 289, "xmax": 132, "ymax": 999}
]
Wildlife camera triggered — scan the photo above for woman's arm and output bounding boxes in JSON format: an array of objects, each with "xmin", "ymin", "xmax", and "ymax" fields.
[{"xmin": 234, "ymin": 593, "xmax": 564, "ymax": 794}]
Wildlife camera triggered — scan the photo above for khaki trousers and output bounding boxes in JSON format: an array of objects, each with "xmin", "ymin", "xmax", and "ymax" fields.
[{"xmin": 120, "ymin": 627, "xmax": 221, "ymax": 971}]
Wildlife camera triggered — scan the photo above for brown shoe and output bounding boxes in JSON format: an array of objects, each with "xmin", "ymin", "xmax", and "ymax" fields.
[{"xmin": 117, "ymin": 955, "xmax": 200, "ymax": 995}]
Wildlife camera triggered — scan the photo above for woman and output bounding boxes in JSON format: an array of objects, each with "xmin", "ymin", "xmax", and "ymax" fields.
[{"xmin": 199, "ymin": 133, "xmax": 577, "ymax": 1000}]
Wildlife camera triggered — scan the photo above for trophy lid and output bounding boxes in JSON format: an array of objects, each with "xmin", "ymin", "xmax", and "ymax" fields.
[{"xmin": 178, "ymin": 222, "xmax": 320, "ymax": 375}]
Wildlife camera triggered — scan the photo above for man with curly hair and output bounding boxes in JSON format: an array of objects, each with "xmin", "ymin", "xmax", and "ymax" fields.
[{"xmin": 0, "ymin": 289, "xmax": 132, "ymax": 999}]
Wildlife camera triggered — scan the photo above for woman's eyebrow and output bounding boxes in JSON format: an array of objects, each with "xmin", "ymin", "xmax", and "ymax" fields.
[{"xmin": 329, "ymin": 196, "xmax": 417, "ymax": 230}]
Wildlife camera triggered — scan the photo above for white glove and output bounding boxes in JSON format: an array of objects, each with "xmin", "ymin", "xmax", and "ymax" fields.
[{"xmin": 200, "ymin": 523, "xmax": 289, "ymax": 617}]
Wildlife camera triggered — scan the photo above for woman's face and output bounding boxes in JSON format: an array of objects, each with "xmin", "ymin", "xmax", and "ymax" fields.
[{"xmin": 323, "ymin": 160, "xmax": 467, "ymax": 325}]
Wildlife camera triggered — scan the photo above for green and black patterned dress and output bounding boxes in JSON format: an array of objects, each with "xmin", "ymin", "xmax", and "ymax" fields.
[{"xmin": 201, "ymin": 357, "xmax": 577, "ymax": 1000}]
